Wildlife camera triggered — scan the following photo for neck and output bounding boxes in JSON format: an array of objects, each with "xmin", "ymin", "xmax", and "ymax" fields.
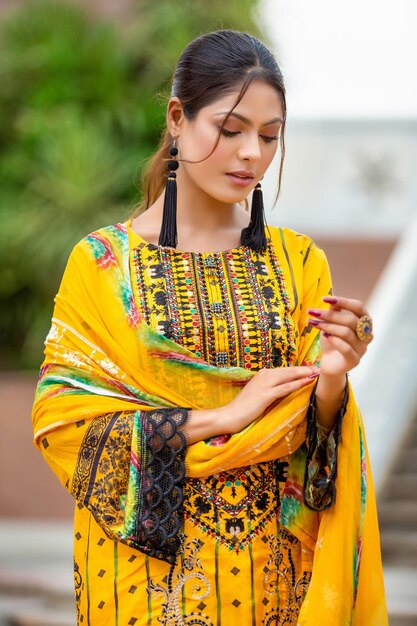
[{"xmin": 154, "ymin": 167, "xmax": 250, "ymax": 234}]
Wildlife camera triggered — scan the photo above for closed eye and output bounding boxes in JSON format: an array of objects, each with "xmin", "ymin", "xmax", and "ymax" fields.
[
  {"xmin": 220, "ymin": 128, "xmax": 240, "ymax": 137},
  {"xmin": 220, "ymin": 128, "xmax": 278, "ymax": 144}
]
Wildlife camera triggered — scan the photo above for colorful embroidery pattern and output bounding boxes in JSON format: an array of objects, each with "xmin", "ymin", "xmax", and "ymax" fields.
[{"xmin": 132, "ymin": 237, "xmax": 296, "ymax": 371}]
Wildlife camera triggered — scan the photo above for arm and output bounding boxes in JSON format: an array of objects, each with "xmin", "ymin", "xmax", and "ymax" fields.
[
  {"xmin": 186, "ymin": 407, "xmax": 228, "ymax": 444},
  {"xmin": 300, "ymin": 244, "xmax": 373, "ymax": 510},
  {"xmin": 314, "ymin": 372, "xmax": 347, "ymax": 431}
]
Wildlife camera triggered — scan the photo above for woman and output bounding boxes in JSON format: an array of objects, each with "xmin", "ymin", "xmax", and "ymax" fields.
[{"xmin": 32, "ymin": 30, "xmax": 388, "ymax": 625}]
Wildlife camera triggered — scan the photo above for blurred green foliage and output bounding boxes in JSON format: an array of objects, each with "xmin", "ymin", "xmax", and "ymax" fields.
[{"xmin": 0, "ymin": 0, "xmax": 264, "ymax": 370}]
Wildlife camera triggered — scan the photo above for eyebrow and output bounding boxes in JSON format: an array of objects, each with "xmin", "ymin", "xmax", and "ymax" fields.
[{"xmin": 214, "ymin": 112, "xmax": 283, "ymax": 126}]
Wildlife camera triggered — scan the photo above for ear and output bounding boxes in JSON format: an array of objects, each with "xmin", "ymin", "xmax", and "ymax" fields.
[{"xmin": 166, "ymin": 97, "xmax": 185, "ymax": 137}]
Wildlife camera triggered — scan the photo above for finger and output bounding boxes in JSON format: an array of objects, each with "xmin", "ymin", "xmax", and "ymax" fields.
[
  {"xmin": 322, "ymin": 296, "xmax": 368, "ymax": 318},
  {"xmin": 319, "ymin": 332, "xmax": 365, "ymax": 360},
  {"xmin": 259, "ymin": 365, "xmax": 319, "ymax": 385},
  {"xmin": 273, "ymin": 375, "xmax": 319, "ymax": 398},
  {"xmin": 307, "ymin": 307, "xmax": 358, "ymax": 332},
  {"xmin": 309, "ymin": 319, "xmax": 369, "ymax": 351}
]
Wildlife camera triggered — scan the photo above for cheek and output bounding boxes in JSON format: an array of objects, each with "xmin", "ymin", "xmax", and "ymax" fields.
[
  {"xmin": 263, "ymin": 145, "xmax": 278, "ymax": 169},
  {"xmin": 181, "ymin": 124, "xmax": 218, "ymax": 162},
  {"xmin": 182, "ymin": 130, "xmax": 232, "ymax": 179}
]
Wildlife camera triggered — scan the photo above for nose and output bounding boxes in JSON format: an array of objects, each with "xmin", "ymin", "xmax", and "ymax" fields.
[{"xmin": 238, "ymin": 132, "xmax": 262, "ymax": 162}]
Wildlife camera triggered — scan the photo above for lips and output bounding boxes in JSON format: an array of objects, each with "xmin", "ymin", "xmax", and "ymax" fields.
[
  {"xmin": 226, "ymin": 171, "xmax": 256, "ymax": 188},
  {"xmin": 226, "ymin": 170, "xmax": 255, "ymax": 179}
]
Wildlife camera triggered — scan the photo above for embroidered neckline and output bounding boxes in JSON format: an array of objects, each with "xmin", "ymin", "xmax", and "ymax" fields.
[
  {"xmin": 126, "ymin": 219, "xmax": 271, "ymax": 256},
  {"xmin": 131, "ymin": 234, "xmax": 296, "ymax": 370}
]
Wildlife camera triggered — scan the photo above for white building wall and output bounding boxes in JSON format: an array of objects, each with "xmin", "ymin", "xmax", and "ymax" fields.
[{"xmin": 264, "ymin": 119, "xmax": 417, "ymax": 237}]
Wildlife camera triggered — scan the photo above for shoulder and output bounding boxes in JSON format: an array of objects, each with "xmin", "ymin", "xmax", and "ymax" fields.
[
  {"xmin": 75, "ymin": 222, "xmax": 128, "ymax": 249},
  {"xmin": 60, "ymin": 223, "xmax": 130, "ymax": 280},
  {"xmin": 266, "ymin": 226, "xmax": 332, "ymax": 297},
  {"xmin": 267, "ymin": 225, "xmax": 327, "ymax": 264},
  {"xmin": 70, "ymin": 222, "xmax": 128, "ymax": 260}
]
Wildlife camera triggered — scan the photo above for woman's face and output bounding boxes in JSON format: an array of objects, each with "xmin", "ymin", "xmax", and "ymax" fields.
[{"xmin": 172, "ymin": 80, "xmax": 284, "ymax": 203}]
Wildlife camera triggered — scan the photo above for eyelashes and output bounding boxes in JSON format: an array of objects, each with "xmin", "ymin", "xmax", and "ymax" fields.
[{"xmin": 219, "ymin": 128, "xmax": 278, "ymax": 144}]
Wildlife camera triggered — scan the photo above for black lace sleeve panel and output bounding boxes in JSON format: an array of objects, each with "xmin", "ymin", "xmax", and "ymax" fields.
[
  {"xmin": 71, "ymin": 407, "xmax": 190, "ymax": 565},
  {"xmin": 303, "ymin": 377, "xmax": 349, "ymax": 511},
  {"xmin": 136, "ymin": 407, "xmax": 190, "ymax": 564}
]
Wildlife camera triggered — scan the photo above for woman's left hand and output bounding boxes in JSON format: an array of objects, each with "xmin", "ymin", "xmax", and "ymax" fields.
[{"xmin": 307, "ymin": 295, "xmax": 374, "ymax": 377}]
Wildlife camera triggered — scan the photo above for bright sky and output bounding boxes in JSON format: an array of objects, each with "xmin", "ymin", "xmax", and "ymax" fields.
[{"xmin": 260, "ymin": 0, "xmax": 417, "ymax": 118}]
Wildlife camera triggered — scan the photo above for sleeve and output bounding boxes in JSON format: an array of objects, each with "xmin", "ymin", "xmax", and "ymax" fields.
[
  {"xmin": 303, "ymin": 377, "xmax": 349, "ymax": 511},
  {"xmin": 42, "ymin": 406, "xmax": 190, "ymax": 564}
]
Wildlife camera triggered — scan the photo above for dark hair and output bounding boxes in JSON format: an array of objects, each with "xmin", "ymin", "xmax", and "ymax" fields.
[{"xmin": 132, "ymin": 29, "xmax": 286, "ymax": 216}]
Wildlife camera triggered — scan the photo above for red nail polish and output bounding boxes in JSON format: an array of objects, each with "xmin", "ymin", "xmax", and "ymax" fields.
[
  {"xmin": 307, "ymin": 309, "xmax": 322, "ymax": 317},
  {"xmin": 323, "ymin": 297, "xmax": 338, "ymax": 304},
  {"xmin": 323, "ymin": 332, "xmax": 332, "ymax": 338},
  {"xmin": 308, "ymin": 319, "xmax": 320, "ymax": 326}
]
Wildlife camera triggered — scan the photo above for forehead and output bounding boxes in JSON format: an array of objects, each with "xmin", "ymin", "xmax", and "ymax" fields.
[{"xmin": 203, "ymin": 80, "xmax": 284, "ymax": 121}]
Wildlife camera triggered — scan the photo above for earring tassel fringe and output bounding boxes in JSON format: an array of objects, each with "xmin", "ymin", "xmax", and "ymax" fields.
[
  {"xmin": 241, "ymin": 183, "xmax": 267, "ymax": 254},
  {"xmin": 159, "ymin": 172, "xmax": 178, "ymax": 248}
]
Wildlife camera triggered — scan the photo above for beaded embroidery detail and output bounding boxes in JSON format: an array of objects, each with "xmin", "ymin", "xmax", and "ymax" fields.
[{"xmin": 131, "ymin": 238, "xmax": 296, "ymax": 370}]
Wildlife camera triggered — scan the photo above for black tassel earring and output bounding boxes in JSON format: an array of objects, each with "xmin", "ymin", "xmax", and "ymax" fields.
[
  {"xmin": 241, "ymin": 179, "xmax": 268, "ymax": 254},
  {"xmin": 159, "ymin": 138, "xmax": 179, "ymax": 248}
]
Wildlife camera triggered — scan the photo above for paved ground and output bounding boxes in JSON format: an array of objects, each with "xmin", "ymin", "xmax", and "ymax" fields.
[{"xmin": 0, "ymin": 522, "xmax": 74, "ymax": 626}]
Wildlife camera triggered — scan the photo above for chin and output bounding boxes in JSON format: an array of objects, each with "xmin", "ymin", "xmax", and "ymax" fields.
[{"xmin": 205, "ymin": 185, "xmax": 251, "ymax": 205}]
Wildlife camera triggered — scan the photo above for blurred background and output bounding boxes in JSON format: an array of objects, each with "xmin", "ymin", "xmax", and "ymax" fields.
[{"xmin": 0, "ymin": 0, "xmax": 416, "ymax": 624}]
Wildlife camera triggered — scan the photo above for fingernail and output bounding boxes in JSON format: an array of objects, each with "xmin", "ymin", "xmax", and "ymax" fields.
[
  {"xmin": 307, "ymin": 309, "xmax": 322, "ymax": 317},
  {"xmin": 323, "ymin": 297, "xmax": 338, "ymax": 304},
  {"xmin": 323, "ymin": 332, "xmax": 332, "ymax": 338},
  {"xmin": 307, "ymin": 372, "xmax": 320, "ymax": 379},
  {"xmin": 308, "ymin": 319, "xmax": 321, "ymax": 326}
]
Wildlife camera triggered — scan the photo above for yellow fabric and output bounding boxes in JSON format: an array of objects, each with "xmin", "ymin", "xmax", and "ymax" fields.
[{"xmin": 32, "ymin": 221, "xmax": 388, "ymax": 625}]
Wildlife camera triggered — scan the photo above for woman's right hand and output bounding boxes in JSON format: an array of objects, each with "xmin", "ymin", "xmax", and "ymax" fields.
[
  {"xmin": 186, "ymin": 366, "xmax": 319, "ymax": 444},
  {"xmin": 219, "ymin": 365, "xmax": 320, "ymax": 434}
]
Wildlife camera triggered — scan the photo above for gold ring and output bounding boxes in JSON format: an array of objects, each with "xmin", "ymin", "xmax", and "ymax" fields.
[{"xmin": 356, "ymin": 315, "xmax": 373, "ymax": 343}]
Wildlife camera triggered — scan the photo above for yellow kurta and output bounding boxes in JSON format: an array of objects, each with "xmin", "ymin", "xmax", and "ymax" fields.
[
  {"xmin": 33, "ymin": 220, "xmax": 388, "ymax": 626},
  {"xmin": 74, "ymin": 225, "xmax": 315, "ymax": 625}
]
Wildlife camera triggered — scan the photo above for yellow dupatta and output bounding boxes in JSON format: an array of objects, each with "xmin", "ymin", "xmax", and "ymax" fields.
[{"xmin": 32, "ymin": 221, "xmax": 388, "ymax": 625}]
